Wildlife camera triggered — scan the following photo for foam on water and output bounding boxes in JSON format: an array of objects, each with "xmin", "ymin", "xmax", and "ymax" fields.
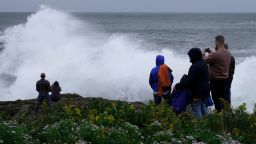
[
  {"xmin": 232, "ymin": 57, "xmax": 256, "ymax": 111},
  {"xmin": 0, "ymin": 6, "xmax": 255, "ymax": 112}
]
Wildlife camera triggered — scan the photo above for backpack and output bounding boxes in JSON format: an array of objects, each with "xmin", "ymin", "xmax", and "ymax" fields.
[{"xmin": 172, "ymin": 89, "xmax": 191, "ymax": 113}]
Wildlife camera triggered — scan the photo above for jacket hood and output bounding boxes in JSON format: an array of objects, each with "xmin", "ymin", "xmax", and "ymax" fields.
[
  {"xmin": 156, "ymin": 55, "xmax": 165, "ymax": 66},
  {"xmin": 188, "ymin": 48, "xmax": 203, "ymax": 63}
]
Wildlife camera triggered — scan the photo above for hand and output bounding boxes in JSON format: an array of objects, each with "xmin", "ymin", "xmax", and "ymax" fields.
[
  {"xmin": 205, "ymin": 48, "xmax": 212, "ymax": 53},
  {"xmin": 172, "ymin": 85, "xmax": 177, "ymax": 92},
  {"xmin": 172, "ymin": 85, "xmax": 177, "ymax": 93}
]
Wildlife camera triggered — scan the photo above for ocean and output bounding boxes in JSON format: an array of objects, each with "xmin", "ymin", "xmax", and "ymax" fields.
[{"xmin": 0, "ymin": 6, "xmax": 255, "ymax": 111}]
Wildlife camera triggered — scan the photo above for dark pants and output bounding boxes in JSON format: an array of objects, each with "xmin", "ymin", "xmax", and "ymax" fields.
[
  {"xmin": 210, "ymin": 79, "xmax": 228, "ymax": 112},
  {"xmin": 224, "ymin": 79, "xmax": 232, "ymax": 104},
  {"xmin": 35, "ymin": 93, "xmax": 51, "ymax": 113},
  {"xmin": 153, "ymin": 92, "xmax": 172, "ymax": 106}
]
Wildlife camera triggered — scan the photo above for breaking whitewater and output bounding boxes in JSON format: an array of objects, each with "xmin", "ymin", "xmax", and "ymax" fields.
[{"xmin": 0, "ymin": 6, "xmax": 255, "ymax": 112}]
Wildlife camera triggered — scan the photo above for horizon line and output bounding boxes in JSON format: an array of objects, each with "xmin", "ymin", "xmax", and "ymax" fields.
[{"xmin": 1, "ymin": 11, "xmax": 256, "ymax": 14}]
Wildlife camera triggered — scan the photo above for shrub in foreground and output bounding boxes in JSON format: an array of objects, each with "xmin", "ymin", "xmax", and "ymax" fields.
[{"xmin": 0, "ymin": 97, "xmax": 255, "ymax": 144}]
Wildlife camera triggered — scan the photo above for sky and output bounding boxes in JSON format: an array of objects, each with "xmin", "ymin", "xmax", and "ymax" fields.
[{"xmin": 0, "ymin": 0, "xmax": 256, "ymax": 13}]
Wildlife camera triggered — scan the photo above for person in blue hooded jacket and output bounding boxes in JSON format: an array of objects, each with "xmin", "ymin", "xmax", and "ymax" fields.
[
  {"xmin": 149, "ymin": 55, "xmax": 174, "ymax": 105},
  {"xmin": 175, "ymin": 48, "xmax": 210, "ymax": 118}
]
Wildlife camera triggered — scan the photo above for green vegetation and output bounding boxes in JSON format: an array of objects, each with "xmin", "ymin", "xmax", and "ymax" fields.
[{"xmin": 0, "ymin": 94, "xmax": 256, "ymax": 144}]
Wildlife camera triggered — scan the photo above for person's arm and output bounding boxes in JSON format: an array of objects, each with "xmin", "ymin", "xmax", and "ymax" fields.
[
  {"xmin": 204, "ymin": 52, "xmax": 217, "ymax": 64},
  {"xmin": 176, "ymin": 65, "xmax": 197, "ymax": 89},
  {"xmin": 229, "ymin": 56, "xmax": 236, "ymax": 78},
  {"xmin": 168, "ymin": 69, "xmax": 174, "ymax": 87},
  {"xmin": 36, "ymin": 82, "xmax": 39, "ymax": 92},
  {"xmin": 233, "ymin": 56, "xmax": 236, "ymax": 74},
  {"xmin": 149, "ymin": 71, "xmax": 153, "ymax": 89},
  {"xmin": 50, "ymin": 85, "xmax": 53, "ymax": 92},
  {"xmin": 48, "ymin": 82, "xmax": 51, "ymax": 92}
]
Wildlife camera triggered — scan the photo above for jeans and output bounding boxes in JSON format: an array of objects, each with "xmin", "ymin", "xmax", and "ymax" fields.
[
  {"xmin": 191, "ymin": 100, "xmax": 207, "ymax": 119},
  {"xmin": 35, "ymin": 93, "xmax": 51, "ymax": 113},
  {"xmin": 153, "ymin": 92, "xmax": 172, "ymax": 106},
  {"xmin": 210, "ymin": 79, "xmax": 228, "ymax": 112}
]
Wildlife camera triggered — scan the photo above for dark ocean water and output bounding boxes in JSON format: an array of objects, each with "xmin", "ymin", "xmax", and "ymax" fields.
[{"xmin": 1, "ymin": 13, "xmax": 256, "ymax": 58}]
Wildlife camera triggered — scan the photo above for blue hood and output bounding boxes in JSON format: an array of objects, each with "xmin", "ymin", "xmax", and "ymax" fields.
[{"xmin": 156, "ymin": 55, "xmax": 165, "ymax": 66}]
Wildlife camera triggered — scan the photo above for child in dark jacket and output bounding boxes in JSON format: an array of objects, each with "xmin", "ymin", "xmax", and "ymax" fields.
[
  {"xmin": 175, "ymin": 48, "xmax": 210, "ymax": 118},
  {"xmin": 51, "ymin": 81, "xmax": 62, "ymax": 102}
]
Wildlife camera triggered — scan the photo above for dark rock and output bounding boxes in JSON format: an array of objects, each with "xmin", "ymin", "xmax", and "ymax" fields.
[{"xmin": 0, "ymin": 93, "xmax": 145, "ymax": 120}]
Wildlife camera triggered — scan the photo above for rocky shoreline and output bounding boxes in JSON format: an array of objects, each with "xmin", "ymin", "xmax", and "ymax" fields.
[{"xmin": 0, "ymin": 94, "xmax": 145, "ymax": 121}]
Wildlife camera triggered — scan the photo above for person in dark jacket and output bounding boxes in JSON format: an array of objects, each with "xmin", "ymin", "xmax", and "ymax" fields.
[
  {"xmin": 224, "ymin": 43, "xmax": 235, "ymax": 104},
  {"xmin": 51, "ymin": 81, "xmax": 62, "ymax": 102},
  {"xmin": 175, "ymin": 48, "xmax": 210, "ymax": 118},
  {"xmin": 149, "ymin": 55, "xmax": 174, "ymax": 105},
  {"xmin": 35, "ymin": 73, "xmax": 51, "ymax": 113}
]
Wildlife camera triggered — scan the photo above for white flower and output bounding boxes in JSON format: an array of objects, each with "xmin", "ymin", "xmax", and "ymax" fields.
[
  {"xmin": 11, "ymin": 131, "xmax": 16, "ymax": 134},
  {"xmin": 192, "ymin": 142, "xmax": 205, "ymax": 144},
  {"xmin": 43, "ymin": 125, "xmax": 49, "ymax": 129},
  {"xmin": 186, "ymin": 135, "xmax": 195, "ymax": 140}
]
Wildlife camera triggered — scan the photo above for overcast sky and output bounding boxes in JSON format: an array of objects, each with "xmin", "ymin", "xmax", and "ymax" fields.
[{"xmin": 1, "ymin": 0, "xmax": 256, "ymax": 13}]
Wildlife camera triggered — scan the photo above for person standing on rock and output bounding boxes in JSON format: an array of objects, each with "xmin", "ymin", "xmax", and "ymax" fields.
[
  {"xmin": 149, "ymin": 55, "xmax": 174, "ymax": 106},
  {"xmin": 175, "ymin": 48, "xmax": 210, "ymax": 118},
  {"xmin": 204, "ymin": 35, "xmax": 231, "ymax": 112},
  {"xmin": 224, "ymin": 43, "xmax": 235, "ymax": 105},
  {"xmin": 35, "ymin": 73, "xmax": 51, "ymax": 113},
  {"xmin": 50, "ymin": 81, "xmax": 62, "ymax": 102}
]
